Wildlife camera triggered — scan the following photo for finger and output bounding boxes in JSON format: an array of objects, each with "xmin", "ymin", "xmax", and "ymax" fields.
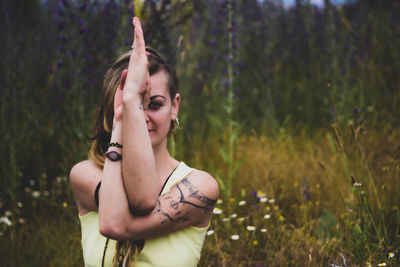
[
  {"xmin": 119, "ymin": 69, "xmax": 128, "ymax": 90},
  {"xmin": 132, "ymin": 17, "xmax": 146, "ymax": 54},
  {"xmin": 131, "ymin": 17, "xmax": 136, "ymax": 50}
]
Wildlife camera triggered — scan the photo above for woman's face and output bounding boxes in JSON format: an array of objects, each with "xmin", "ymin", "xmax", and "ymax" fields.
[{"xmin": 145, "ymin": 70, "xmax": 180, "ymax": 148}]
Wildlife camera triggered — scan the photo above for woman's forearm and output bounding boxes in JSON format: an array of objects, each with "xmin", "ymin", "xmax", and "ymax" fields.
[
  {"xmin": 122, "ymin": 93, "xmax": 158, "ymax": 215},
  {"xmin": 98, "ymin": 124, "xmax": 132, "ymax": 234},
  {"xmin": 99, "ymin": 117, "xmax": 156, "ymax": 238}
]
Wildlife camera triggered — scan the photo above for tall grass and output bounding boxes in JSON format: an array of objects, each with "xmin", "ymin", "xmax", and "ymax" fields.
[
  {"xmin": 2, "ymin": 125, "xmax": 399, "ymax": 266},
  {"xmin": 1, "ymin": 0, "xmax": 400, "ymax": 266},
  {"xmin": 197, "ymin": 125, "xmax": 400, "ymax": 266}
]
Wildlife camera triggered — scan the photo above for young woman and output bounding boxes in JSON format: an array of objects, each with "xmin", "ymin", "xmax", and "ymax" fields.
[{"xmin": 70, "ymin": 17, "xmax": 219, "ymax": 266}]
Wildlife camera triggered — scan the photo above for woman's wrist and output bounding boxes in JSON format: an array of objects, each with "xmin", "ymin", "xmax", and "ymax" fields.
[
  {"xmin": 110, "ymin": 122, "xmax": 122, "ymax": 146},
  {"xmin": 122, "ymin": 92, "xmax": 143, "ymax": 109}
]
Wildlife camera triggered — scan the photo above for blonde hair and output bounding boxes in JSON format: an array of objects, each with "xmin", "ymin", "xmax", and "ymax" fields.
[{"xmin": 89, "ymin": 51, "xmax": 131, "ymax": 168}]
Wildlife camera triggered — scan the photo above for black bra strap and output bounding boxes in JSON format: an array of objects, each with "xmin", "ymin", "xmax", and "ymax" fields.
[
  {"xmin": 94, "ymin": 181, "xmax": 101, "ymax": 208},
  {"xmin": 158, "ymin": 164, "xmax": 179, "ymax": 196}
]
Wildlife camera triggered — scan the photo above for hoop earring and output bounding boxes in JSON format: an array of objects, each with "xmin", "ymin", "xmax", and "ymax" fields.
[{"xmin": 171, "ymin": 118, "xmax": 179, "ymax": 142}]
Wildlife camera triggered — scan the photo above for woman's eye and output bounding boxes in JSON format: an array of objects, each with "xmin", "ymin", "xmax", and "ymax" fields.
[{"xmin": 148, "ymin": 102, "xmax": 162, "ymax": 110}]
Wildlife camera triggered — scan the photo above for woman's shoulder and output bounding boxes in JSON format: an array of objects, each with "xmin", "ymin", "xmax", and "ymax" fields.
[
  {"xmin": 69, "ymin": 160, "xmax": 102, "ymax": 214},
  {"xmin": 186, "ymin": 168, "xmax": 219, "ymax": 201},
  {"xmin": 71, "ymin": 159, "xmax": 100, "ymax": 171},
  {"xmin": 70, "ymin": 160, "xmax": 102, "ymax": 183}
]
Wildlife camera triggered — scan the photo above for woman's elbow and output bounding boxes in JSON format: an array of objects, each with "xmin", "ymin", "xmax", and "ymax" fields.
[
  {"xmin": 129, "ymin": 198, "xmax": 157, "ymax": 216},
  {"xmin": 99, "ymin": 220, "xmax": 128, "ymax": 240}
]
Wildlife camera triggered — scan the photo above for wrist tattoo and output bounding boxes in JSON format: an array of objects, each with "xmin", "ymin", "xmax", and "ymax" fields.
[{"xmin": 139, "ymin": 99, "xmax": 143, "ymax": 110}]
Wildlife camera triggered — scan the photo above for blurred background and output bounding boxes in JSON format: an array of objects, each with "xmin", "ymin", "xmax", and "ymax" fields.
[{"xmin": 1, "ymin": 0, "xmax": 399, "ymax": 266}]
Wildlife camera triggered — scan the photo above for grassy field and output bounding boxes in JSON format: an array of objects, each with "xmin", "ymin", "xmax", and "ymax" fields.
[
  {"xmin": 1, "ymin": 0, "xmax": 399, "ymax": 266},
  {"xmin": 1, "ymin": 124, "xmax": 399, "ymax": 266}
]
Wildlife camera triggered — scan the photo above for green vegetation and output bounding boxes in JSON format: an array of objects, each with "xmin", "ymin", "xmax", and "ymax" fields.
[{"xmin": 1, "ymin": 0, "xmax": 399, "ymax": 266}]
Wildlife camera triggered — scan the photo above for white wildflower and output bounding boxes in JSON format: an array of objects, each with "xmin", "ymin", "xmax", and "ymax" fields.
[
  {"xmin": 230, "ymin": 213, "xmax": 238, "ymax": 219},
  {"xmin": 246, "ymin": 226, "xmax": 256, "ymax": 231},
  {"xmin": 260, "ymin": 197, "xmax": 268, "ymax": 203},
  {"xmin": 222, "ymin": 218, "xmax": 229, "ymax": 223},
  {"xmin": 5, "ymin": 210, "xmax": 12, "ymax": 217},
  {"xmin": 231, "ymin": 234, "xmax": 240, "ymax": 240},
  {"xmin": 268, "ymin": 199, "xmax": 275, "ymax": 204},
  {"xmin": 238, "ymin": 200, "xmax": 246, "ymax": 206},
  {"xmin": 260, "ymin": 228, "xmax": 267, "ymax": 233},
  {"xmin": 17, "ymin": 202, "xmax": 23, "ymax": 208},
  {"xmin": 32, "ymin": 191, "xmax": 41, "ymax": 198},
  {"xmin": 206, "ymin": 230, "xmax": 214, "ymax": 236},
  {"xmin": 0, "ymin": 217, "xmax": 12, "ymax": 226},
  {"xmin": 217, "ymin": 199, "xmax": 223, "ymax": 204},
  {"xmin": 257, "ymin": 190, "xmax": 266, "ymax": 197},
  {"xmin": 213, "ymin": 207, "xmax": 222, "ymax": 214},
  {"xmin": 264, "ymin": 214, "xmax": 271, "ymax": 219}
]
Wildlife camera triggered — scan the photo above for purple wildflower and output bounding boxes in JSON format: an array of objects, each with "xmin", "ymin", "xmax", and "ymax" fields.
[
  {"xmin": 80, "ymin": 27, "xmax": 87, "ymax": 34},
  {"xmin": 302, "ymin": 177, "xmax": 310, "ymax": 202}
]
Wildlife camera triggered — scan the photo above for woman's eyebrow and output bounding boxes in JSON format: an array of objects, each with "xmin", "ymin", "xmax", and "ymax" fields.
[{"xmin": 150, "ymin": 95, "xmax": 167, "ymax": 101}]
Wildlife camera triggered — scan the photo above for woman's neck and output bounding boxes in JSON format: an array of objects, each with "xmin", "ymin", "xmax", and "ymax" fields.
[{"xmin": 152, "ymin": 141, "xmax": 179, "ymax": 185}]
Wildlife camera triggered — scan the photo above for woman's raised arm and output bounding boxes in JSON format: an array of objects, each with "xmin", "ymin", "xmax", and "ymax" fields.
[
  {"xmin": 99, "ymin": 17, "xmax": 158, "ymax": 221},
  {"xmin": 121, "ymin": 17, "xmax": 158, "ymax": 214}
]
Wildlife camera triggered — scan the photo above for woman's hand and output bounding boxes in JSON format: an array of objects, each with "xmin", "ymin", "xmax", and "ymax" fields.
[
  {"xmin": 114, "ymin": 17, "xmax": 148, "ymax": 122},
  {"xmin": 113, "ymin": 70, "xmax": 127, "ymax": 122},
  {"xmin": 123, "ymin": 17, "xmax": 150, "ymax": 108}
]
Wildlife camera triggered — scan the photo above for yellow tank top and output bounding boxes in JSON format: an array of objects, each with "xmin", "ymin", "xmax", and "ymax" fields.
[{"xmin": 79, "ymin": 162, "xmax": 209, "ymax": 267}]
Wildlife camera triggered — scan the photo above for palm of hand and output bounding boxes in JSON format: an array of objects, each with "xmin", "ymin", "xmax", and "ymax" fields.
[{"xmin": 114, "ymin": 86, "xmax": 123, "ymax": 122}]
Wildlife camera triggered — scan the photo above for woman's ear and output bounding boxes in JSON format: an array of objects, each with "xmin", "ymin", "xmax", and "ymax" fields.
[
  {"xmin": 119, "ymin": 69, "xmax": 128, "ymax": 90},
  {"xmin": 171, "ymin": 93, "xmax": 181, "ymax": 120}
]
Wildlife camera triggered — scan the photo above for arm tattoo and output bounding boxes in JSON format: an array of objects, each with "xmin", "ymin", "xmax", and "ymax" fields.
[
  {"xmin": 155, "ymin": 200, "xmax": 190, "ymax": 225},
  {"xmin": 153, "ymin": 177, "xmax": 217, "ymax": 225},
  {"xmin": 180, "ymin": 178, "xmax": 217, "ymax": 207},
  {"xmin": 177, "ymin": 178, "xmax": 217, "ymax": 209}
]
